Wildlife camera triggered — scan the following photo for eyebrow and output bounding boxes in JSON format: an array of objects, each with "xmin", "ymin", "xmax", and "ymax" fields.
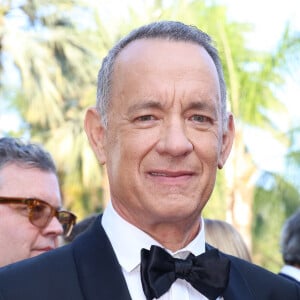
[
  {"xmin": 187, "ymin": 101, "xmax": 217, "ymax": 113},
  {"xmin": 127, "ymin": 99, "xmax": 219, "ymax": 118},
  {"xmin": 185, "ymin": 101, "xmax": 218, "ymax": 118},
  {"xmin": 127, "ymin": 101, "xmax": 163, "ymax": 114}
]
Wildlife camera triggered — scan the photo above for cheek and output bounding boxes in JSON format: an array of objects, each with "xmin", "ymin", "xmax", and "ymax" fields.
[
  {"xmin": 0, "ymin": 221, "xmax": 33, "ymax": 253},
  {"xmin": 106, "ymin": 132, "xmax": 155, "ymax": 196},
  {"xmin": 195, "ymin": 134, "xmax": 221, "ymax": 165},
  {"xmin": 107, "ymin": 129, "xmax": 154, "ymax": 164},
  {"xmin": 0, "ymin": 207, "xmax": 39, "ymax": 249}
]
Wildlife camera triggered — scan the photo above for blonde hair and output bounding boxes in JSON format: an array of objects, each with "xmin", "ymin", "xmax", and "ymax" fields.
[{"xmin": 205, "ymin": 218, "xmax": 252, "ymax": 262}]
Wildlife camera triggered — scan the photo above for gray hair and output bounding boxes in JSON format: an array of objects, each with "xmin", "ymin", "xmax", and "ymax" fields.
[
  {"xmin": 96, "ymin": 20, "xmax": 227, "ymax": 128},
  {"xmin": 280, "ymin": 209, "xmax": 300, "ymax": 265},
  {"xmin": 0, "ymin": 137, "xmax": 57, "ymax": 174}
]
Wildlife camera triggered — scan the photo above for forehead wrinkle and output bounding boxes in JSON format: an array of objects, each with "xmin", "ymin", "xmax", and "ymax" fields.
[{"xmin": 156, "ymin": 80, "xmax": 180, "ymax": 111}]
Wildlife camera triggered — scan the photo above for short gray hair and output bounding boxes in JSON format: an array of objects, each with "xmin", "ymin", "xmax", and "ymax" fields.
[
  {"xmin": 96, "ymin": 20, "xmax": 227, "ymax": 128},
  {"xmin": 0, "ymin": 137, "xmax": 57, "ymax": 174},
  {"xmin": 280, "ymin": 209, "xmax": 300, "ymax": 265}
]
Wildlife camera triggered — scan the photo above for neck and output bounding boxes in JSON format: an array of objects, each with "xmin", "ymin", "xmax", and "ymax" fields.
[
  {"xmin": 293, "ymin": 264, "xmax": 300, "ymax": 269},
  {"xmin": 111, "ymin": 201, "xmax": 202, "ymax": 252},
  {"xmin": 141, "ymin": 219, "xmax": 201, "ymax": 252}
]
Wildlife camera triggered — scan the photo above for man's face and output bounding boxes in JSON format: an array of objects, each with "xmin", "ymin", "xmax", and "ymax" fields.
[
  {"xmin": 86, "ymin": 39, "xmax": 234, "ymax": 231},
  {"xmin": 0, "ymin": 163, "xmax": 63, "ymax": 267}
]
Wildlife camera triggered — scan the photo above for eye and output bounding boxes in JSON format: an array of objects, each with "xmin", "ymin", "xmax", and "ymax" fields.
[
  {"xmin": 191, "ymin": 115, "xmax": 208, "ymax": 122},
  {"xmin": 189, "ymin": 114, "xmax": 214, "ymax": 130},
  {"xmin": 136, "ymin": 115, "xmax": 156, "ymax": 122},
  {"xmin": 32, "ymin": 203, "xmax": 46, "ymax": 214},
  {"xmin": 132, "ymin": 114, "xmax": 159, "ymax": 129},
  {"xmin": 190, "ymin": 114, "xmax": 212, "ymax": 123}
]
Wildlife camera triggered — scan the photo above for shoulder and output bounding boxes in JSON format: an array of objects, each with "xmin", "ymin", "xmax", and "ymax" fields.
[
  {"xmin": 227, "ymin": 253, "xmax": 277, "ymax": 279},
  {"xmin": 0, "ymin": 214, "xmax": 104, "ymax": 279},
  {"xmin": 0, "ymin": 244, "xmax": 82, "ymax": 300},
  {"xmin": 279, "ymin": 272, "xmax": 300, "ymax": 285},
  {"xmin": 0, "ymin": 243, "xmax": 72, "ymax": 277},
  {"xmin": 0, "ymin": 214, "xmax": 105, "ymax": 300},
  {"xmin": 224, "ymin": 253, "xmax": 300, "ymax": 298}
]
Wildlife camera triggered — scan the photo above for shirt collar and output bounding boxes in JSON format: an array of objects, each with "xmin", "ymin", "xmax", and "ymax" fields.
[
  {"xmin": 280, "ymin": 265, "xmax": 300, "ymax": 282},
  {"xmin": 102, "ymin": 201, "xmax": 206, "ymax": 272}
]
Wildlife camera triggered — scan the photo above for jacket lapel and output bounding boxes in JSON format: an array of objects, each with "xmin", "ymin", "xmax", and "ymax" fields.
[
  {"xmin": 222, "ymin": 263, "xmax": 254, "ymax": 300},
  {"xmin": 205, "ymin": 244, "xmax": 254, "ymax": 300},
  {"xmin": 72, "ymin": 215, "xmax": 132, "ymax": 300}
]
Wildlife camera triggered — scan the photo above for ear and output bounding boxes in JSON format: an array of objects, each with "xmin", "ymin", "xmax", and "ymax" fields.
[
  {"xmin": 218, "ymin": 113, "xmax": 235, "ymax": 169},
  {"xmin": 84, "ymin": 107, "xmax": 107, "ymax": 165}
]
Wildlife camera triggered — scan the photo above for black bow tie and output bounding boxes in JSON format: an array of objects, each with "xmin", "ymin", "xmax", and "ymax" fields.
[{"xmin": 140, "ymin": 245, "xmax": 230, "ymax": 300}]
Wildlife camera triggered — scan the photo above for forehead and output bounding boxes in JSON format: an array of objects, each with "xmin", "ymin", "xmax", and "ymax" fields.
[
  {"xmin": 115, "ymin": 38, "xmax": 218, "ymax": 75},
  {"xmin": 0, "ymin": 163, "xmax": 61, "ymax": 206},
  {"xmin": 110, "ymin": 38, "xmax": 220, "ymax": 108}
]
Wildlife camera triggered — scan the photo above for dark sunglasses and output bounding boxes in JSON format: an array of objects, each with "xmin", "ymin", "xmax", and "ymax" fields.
[{"xmin": 0, "ymin": 196, "xmax": 76, "ymax": 237}]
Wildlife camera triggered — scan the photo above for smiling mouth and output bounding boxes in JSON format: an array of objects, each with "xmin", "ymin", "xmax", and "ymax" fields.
[
  {"xmin": 149, "ymin": 171, "xmax": 194, "ymax": 177},
  {"xmin": 150, "ymin": 172, "xmax": 170, "ymax": 176},
  {"xmin": 37, "ymin": 247, "xmax": 53, "ymax": 252}
]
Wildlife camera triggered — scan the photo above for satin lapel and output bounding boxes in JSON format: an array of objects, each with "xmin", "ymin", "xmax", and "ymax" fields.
[
  {"xmin": 222, "ymin": 263, "xmax": 254, "ymax": 300},
  {"xmin": 205, "ymin": 244, "xmax": 254, "ymax": 300},
  {"xmin": 72, "ymin": 215, "xmax": 132, "ymax": 300}
]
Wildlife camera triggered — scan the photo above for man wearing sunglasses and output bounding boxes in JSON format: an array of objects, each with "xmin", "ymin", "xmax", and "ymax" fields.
[{"xmin": 0, "ymin": 137, "xmax": 76, "ymax": 267}]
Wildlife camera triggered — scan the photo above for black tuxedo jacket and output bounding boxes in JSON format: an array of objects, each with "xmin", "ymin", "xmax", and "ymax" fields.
[
  {"xmin": 279, "ymin": 272, "xmax": 300, "ymax": 286},
  {"xmin": 0, "ymin": 215, "xmax": 299, "ymax": 300}
]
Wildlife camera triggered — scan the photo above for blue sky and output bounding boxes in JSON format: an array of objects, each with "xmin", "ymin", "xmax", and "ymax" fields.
[{"xmin": 223, "ymin": 0, "xmax": 300, "ymax": 50}]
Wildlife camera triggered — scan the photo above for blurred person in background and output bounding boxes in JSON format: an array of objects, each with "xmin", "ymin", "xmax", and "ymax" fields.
[
  {"xmin": 0, "ymin": 137, "xmax": 76, "ymax": 267},
  {"xmin": 279, "ymin": 209, "xmax": 300, "ymax": 285},
  {"xmin": 204, "ymin": 218, "xmax": 252, "ymax": 262}
]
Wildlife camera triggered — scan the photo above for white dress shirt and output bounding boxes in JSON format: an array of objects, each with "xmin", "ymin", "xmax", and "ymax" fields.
[
  {"xmin": 102, "ymin": 201, "xmax": 222, "ymax": 300},
  {"xmin": 280, "ymin": 265, "xmax": 300, "ymax": 282}
]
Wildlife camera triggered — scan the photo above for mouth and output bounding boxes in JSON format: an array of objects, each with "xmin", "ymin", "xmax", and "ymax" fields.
[
  {"xmin": 36, "ymin": 247, "xmax": 54, "ymax": 252},
  {"xmin": 149, "ymin": 170, "xmax": 194, "ymax": 177},
  {"xmin": 147, "ymin": 170, "xmax": 195, "ymax": 186}
]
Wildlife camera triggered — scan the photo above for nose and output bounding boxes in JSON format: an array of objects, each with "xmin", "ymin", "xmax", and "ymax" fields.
[
  {"xmin": 42, "ymin": 216, "xmax": 64, "ymax": 238},
  {"xmin": 156, "ymin": 119, "xmax": 193, "ymax": 157}
]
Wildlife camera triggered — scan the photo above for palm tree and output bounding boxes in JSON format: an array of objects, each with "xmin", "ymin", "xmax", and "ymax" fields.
[{"xmin": 0, "ymin": 0, "xmax": 105, "ymax": 217}]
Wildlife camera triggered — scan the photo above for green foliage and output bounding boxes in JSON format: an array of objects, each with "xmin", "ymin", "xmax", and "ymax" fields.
[
  {"xmin": 1, "ymin": 0, "xmax": 103, "ymax": 216},
  {"xmin": 253, "ymin": 172, "xmax": 300, "ymax": 272},
  {"xmin": 203, "ymin": 172, "xmax": 227, "ymax": 220}
]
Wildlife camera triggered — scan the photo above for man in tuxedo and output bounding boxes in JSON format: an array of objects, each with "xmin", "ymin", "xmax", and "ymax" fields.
[
  {"xmin": 0, "ymin": 21, "xmax": 299, "ymax": 300},
  {"xmin": 278, "ymin": 209, "xmax": 300, "ymax": 285}
]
